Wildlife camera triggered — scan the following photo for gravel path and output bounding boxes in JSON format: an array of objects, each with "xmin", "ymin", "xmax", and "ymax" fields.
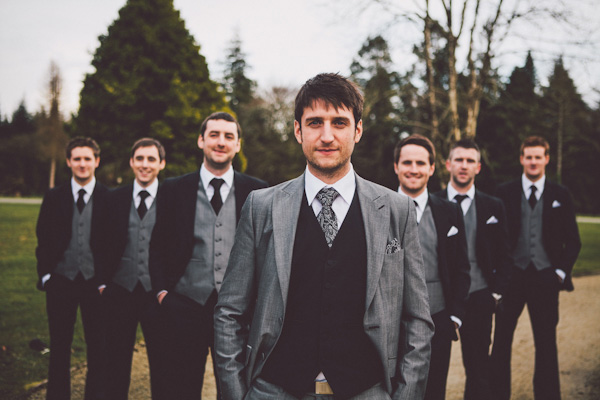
[{"xmin": 26, "ymin": 275, "xmax": 600, "ymax": 399}]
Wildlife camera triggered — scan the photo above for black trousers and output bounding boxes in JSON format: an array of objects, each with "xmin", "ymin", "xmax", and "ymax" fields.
[
  {"xmin": 160, "ymin": 290, "xmax": 220, "ymax": 400},
  {"xmin": 491, "ymin": 265, "xmax": 562, "ymax": 400},
  {"xmin": 460, "ymin": 288, "xmax": 496, "ymax": 400},
  {"xmin": 45, "ymin": 273, "xmax": 107, "ymax": 400},
  {"xmin": 424, "ymin": 309, "xmax": 456, "ymax": 400},
  {"xmin": 104, "ymin": 282, "xmax": 169, "ymax": 400}
]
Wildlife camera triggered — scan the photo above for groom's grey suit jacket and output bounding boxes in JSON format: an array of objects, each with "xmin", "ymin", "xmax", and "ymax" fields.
[{"xmin": 214, "ymin": 173, "xmax": 434, "ymax": 400}]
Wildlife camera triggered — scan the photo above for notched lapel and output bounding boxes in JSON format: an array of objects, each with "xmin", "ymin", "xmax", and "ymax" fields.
[
  {"xmin": 357, "ymin": 178, "xmax": 389, "ymax": 310},
  {"xmin": 272, "ymin": 176, "xmax": 304, "ymax": 307}
]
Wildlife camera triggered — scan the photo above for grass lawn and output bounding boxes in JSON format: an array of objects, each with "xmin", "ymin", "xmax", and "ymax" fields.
[
  {"xmin": 0, "ymin": 202, "xmax": 598, "ymax": 398},
  {"xmin": 0, "ymin": 203, "xmax": 87, "ymax": 398},
  {"xmin": 572, "ymin": 222, "xmax": 600, "ymax": 277}
]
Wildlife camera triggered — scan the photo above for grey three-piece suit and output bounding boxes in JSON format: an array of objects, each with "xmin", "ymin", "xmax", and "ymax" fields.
[{"xmin": 214, "ymin": 173, "xmax": 434, "ymax": 400}]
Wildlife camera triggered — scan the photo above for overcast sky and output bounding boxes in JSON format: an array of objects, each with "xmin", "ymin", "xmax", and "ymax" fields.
[{"xmin": 1, "ymin": 0, "xmax": 599, "ymax": 118}]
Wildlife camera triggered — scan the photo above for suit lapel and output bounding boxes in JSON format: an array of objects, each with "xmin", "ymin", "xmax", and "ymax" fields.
[
  {"xmin": 182, "ymin": 172, "xmax": 201, "ymax": 241},
  {"xmin": 272, "ymin": 175, "xmax": 304, "ymax": 307},
  {"xmin": 356, "ymin": 176, "xmax": 389, "ymax": 310},
  {"xmin": 541, "ymin": 179, "xmax": 554, "ymax": 229}
]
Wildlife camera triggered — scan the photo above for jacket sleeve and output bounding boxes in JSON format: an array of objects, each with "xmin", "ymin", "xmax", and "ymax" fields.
[
  {"xmin": 213, "ymin": 192, "xmax": 259, "ymax": 399},
  {"xmin": 392, "ymin": 197, "xmax": 435, "ymax": 400}
]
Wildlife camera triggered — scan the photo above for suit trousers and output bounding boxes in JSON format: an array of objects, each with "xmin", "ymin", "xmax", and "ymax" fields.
[
  {"xmin": 45, "ymin": 273, "xmax": 107, "ymax": 400},
  {"xmin": 245, "ymin": 377, "xmax": 391, "ymax": 400},
  {"xmin": 491, "ymin": 265, "xmax": 561, "ymax": 400},
  {"xmin": 425, "ymin": 309, "xmax": 455, "ymax": 400},
  {"xmin": 460, "ymin": 288, "xmax": 496, "ymax": 400},
  {"xmin": 160, "ymin": 290, "xmax": 220, "ymax": 400},
  {"xmin": 104, "ymin": 282, "xmax": 169, "ymax": 400}
]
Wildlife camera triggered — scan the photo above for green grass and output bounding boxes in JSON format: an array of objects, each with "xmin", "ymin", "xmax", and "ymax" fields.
[
  {"xmin": 572, "ymin": 222, "xmax": 600, "ymax": 277},
  {"xmin": 0, "ymin": 203, "xmax": 87, "ymax": 398},
  {"xmin": 0, "ymin": 202, "xmax": 597, "ymax": 397}
]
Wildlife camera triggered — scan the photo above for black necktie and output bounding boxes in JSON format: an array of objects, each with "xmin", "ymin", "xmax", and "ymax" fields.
[
  {"xmin": 528, "ymin": 186, "xmax": 537, "ymax": 209},
  {"xmin": 138, "ymin": 190, "xmax": 150, "ymax": 219},
  {"xmin": 454, "ymin": 194, "xmax": 468, "ymax": 205},
  {"xmin": 316, "ymin": 187, "xmax": 339, "ymax": 248},
  {"xmin": 77, "ymin": 189, "xmax": 86, "ymax": 213},
  {"xmin": 413, "ymin": 200, "xmax": 419, "ymax": 225},
  {"xmin": 210, "ymin": 178, "xmax": 225, "ymax": 215}
]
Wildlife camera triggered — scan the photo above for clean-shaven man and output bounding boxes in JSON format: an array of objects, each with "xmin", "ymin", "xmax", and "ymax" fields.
[
  {"xmin": 36, "ymin": 137, "xmax": 108, "ymax": 400},
  {"xmin": 149, "ymin": 112, "xmax": 267, "ymax": 399},
  {"xmin": 435, "ymin": 139, "xmax": 511, "ymax": 399},
  {"xmin": 99, "ymin": 138, "xmax": 167, "ymax": 400},
  {"xmin": 491, "ymin": 136, "xmax": 581, "ymax": 400},
  {"xmin": 214, "ymin": 73, "xmax": 434, "ymax": 400},
  {"xmin": 394, "ymin": 134, "xmax": 470, "ymax": 400}
]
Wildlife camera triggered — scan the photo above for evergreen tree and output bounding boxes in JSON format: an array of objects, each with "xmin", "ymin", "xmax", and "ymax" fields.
[
  {"xmin": 74, "ymin": 0, "xmax": 226, "ymax": 184},
  {"xmin": 350, "ymin": 35, "xmax": 402, "ymax": 189},
  {"xmin": 541, "ymin": 58, "xmax": 595, "ymax": 212}
]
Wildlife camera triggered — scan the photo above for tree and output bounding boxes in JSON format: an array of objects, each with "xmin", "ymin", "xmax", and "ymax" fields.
[
  {"xmin": 351, "ymin": 35, "xmax": 403, "ymax": 189},
  {"xmin": 541, "ymin": 58, "xmax": 595, "ymax": 212},
  {"xmin": 74, "ymin": 0, "xmax": 226, "ymax": 184},
  {"xmin": 37, "ymin": 61, "xmax": 67, "ymax": 189}
]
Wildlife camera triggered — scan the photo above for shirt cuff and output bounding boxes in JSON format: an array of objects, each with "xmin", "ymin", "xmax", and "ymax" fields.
[
  {"xmin": 450, "ymin": 315, "xmax": 462, "ymax": 328},
  {"xmin": 157, "ymin": 290, "xmax": 168, "ymax": 299},
  {"xmin": 98, "ymin": 284, "xmax": 106, "ymax": 290},
  {"xmin": 555, "ymin": 269, "xmax": 566, "ymax": 280},
  {"xmin": 491, "ymin": 293, "xmax": 502, "ymax": 301},
  {"xmin": 41, "ymin": 274, "xmax": 51, "ymax": 287}
]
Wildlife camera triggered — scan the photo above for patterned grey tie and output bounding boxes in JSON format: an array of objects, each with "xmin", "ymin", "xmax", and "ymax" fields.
[{"xmin": 316, "ymin": 187, "xmax": 339, "ymax": 248}]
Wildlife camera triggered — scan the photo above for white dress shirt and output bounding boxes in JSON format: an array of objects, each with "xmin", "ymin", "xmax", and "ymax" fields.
[
  {"xmin": 200, "ymin": 164, "xmax": 234, "ymax": 202},
  {"xmin": 398, "ymin": 188, "xmax": 428, "ymax": 224},
  {"xmin": 304, "ymin": 165, "xmax": 355, "ymax": 228},
  {"xmin": 447, "ymin": 183, "xmax": 475, "ymax": 216},
  {"xmin": 133, "ymin": 178, "xmax": 159, "ymax": 209},
  {"xmin": 71, "ymin": 177, "xmax": 96, "ymax": 204}
]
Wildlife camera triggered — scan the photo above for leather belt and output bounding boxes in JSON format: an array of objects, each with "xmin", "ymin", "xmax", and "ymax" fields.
[{"xmin": 315, "ymin": 381, "xmax": 333, "ymax": 395}]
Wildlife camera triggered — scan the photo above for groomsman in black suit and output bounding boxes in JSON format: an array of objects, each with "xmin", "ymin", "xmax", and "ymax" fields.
[
  {"xmin": 149, "ymin": 112, "xmax": 268, "ymax": 399},
  {"xmin": 36, "ymin": 137, "xmax": 108, "ymax": 400},
  {"xmin": 491, "ymin": 136, "xmax": 581, "ymax": 400},
  {"xmin": 99, "ymin": 138, "xmax": 166, "ymax": 399},
  {"xmin": 394, "ymin": 134, "xmax": 470, "ymax": 400},
  {"xmin": 435, "ymin": 139, "xmax": 511, "ymax": 399}
]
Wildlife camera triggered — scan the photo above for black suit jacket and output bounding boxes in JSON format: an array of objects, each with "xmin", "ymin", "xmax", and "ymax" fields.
[
  {"xmin": 35, "ymin": 180, "xmax": 108, "ymax": 290},
  {"xmin": 495, "ymin": 178, "xmax": 581, "ymax": 291},
  {"xmin": 97, "ymin": 183, "xmax": 163, "ymax": 285},
  {"xmin": 427, "ymin": 194, "xmax": 471, "ymax": 322},
  {"xmin": 149, "ymin": 170, "xmax": 268, "ymax": 293},
  {"xmin": 435, "ymin": 189, "xmax": 512, "ymax": 296}
]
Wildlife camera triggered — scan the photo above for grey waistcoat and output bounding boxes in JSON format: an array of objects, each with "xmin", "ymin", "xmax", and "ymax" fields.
[
  {"xmin": 55, "ymin": 196, "xmax": 95, "ymax": 280},
  {"xmin": 174, "ymin": 182, "xmax": 237, "ymax": 305},
  {"xmin": 419, "ymin": 205, "xmax": 445, "ymax": 315},
  {"xmin": 513, "ymin": 191, "xmax": 552, "ymax": 271},
  {"xmin": 463, "ymin": 201, "xmax": 488, "ymax": 294},
  {"xmin": 112, "ymin": 200, "xmax": 156, "ymax": 292}
]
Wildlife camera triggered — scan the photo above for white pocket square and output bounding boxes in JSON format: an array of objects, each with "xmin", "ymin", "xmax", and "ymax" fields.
[
  {"xmin": 447, "ymin": 226, "xmax": 459, "ymax": 237},
  {"xmin": 486, "ymin": 216, "xmax": 498, "ymax": 224},
  {"xmin": 552, "ymin": 200, "xmax": 561, "ymax": 208}
]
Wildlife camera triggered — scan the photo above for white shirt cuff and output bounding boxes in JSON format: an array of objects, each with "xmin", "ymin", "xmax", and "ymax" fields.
[
  {"xmin": 450, "ymin": 315, "xmax": 462, "ymax": 328},
  {"xmin": 555, "ymin": 269, "xmax": 566, "ymax": 280},
  {"xmin": 157, "ymin": 290, "xmax": 168, "ymax": 299},
  {"xmin": 41, "ymin": 274, "xmax": 51, "ymax": 287}
]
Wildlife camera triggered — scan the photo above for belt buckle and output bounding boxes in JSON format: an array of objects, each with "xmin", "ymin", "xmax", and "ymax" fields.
[{"xmin": 315, "ymin": 381, "xmax": 334, "ymax": 395}]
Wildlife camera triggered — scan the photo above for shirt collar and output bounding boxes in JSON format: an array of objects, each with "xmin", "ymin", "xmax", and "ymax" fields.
[
  {"xmin": 133, "ymin": 178, "xmax": 159, "ymax": 199},
  {"xmin": 200, "ymin": 164, "xmax": 234, "ymax": 192},
  {"xmin": 412, "ymin": 189, "xmax": 429, "ymax": 211},
  {"xmin": 522, "ymin": 174, "xmax": 545, "ymax": 196},
  {"xmin": 447, "ymin": 182, "xmax": 475, "ymax": 202},
  {"xmin": 304, "ymin": 165, "xmax": 356, "ymax": 206},
  {"xmin": 71, "ymin": 177, "xmax": 96, "ymax": 199}
]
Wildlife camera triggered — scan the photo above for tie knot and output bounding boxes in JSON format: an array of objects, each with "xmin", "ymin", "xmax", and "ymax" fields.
[
  {"xmin": 530, "ymin": 185, "xmax": 537, "ymax": 194},
  {"xmin": 316, "ymin": 187, "xmax": 339, "ymax": 207},
  {"xmin": 210, "ymin": 178, "xmax": 225, "ymax": 191},
  {"xmin": 139, "ymin": 190, "xmax": 150, "ymax": 200},
  {"xmin": 454, "ymin": 194, "xmax": 468, "ymax": 205},
  {"xmin": 78, "ymin": 189, "xmax": 86, "ymax": 198}
]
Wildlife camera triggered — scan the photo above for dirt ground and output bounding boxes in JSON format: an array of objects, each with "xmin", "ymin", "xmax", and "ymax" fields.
[{"xmin": 25, "ymin": 275, "xmax": 600, "ymax": 399}]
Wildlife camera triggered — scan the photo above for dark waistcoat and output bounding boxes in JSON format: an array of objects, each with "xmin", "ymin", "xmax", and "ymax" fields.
[{"xmin": 260, "ymin": 193, "xmax": 383, "ymax": 399}]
